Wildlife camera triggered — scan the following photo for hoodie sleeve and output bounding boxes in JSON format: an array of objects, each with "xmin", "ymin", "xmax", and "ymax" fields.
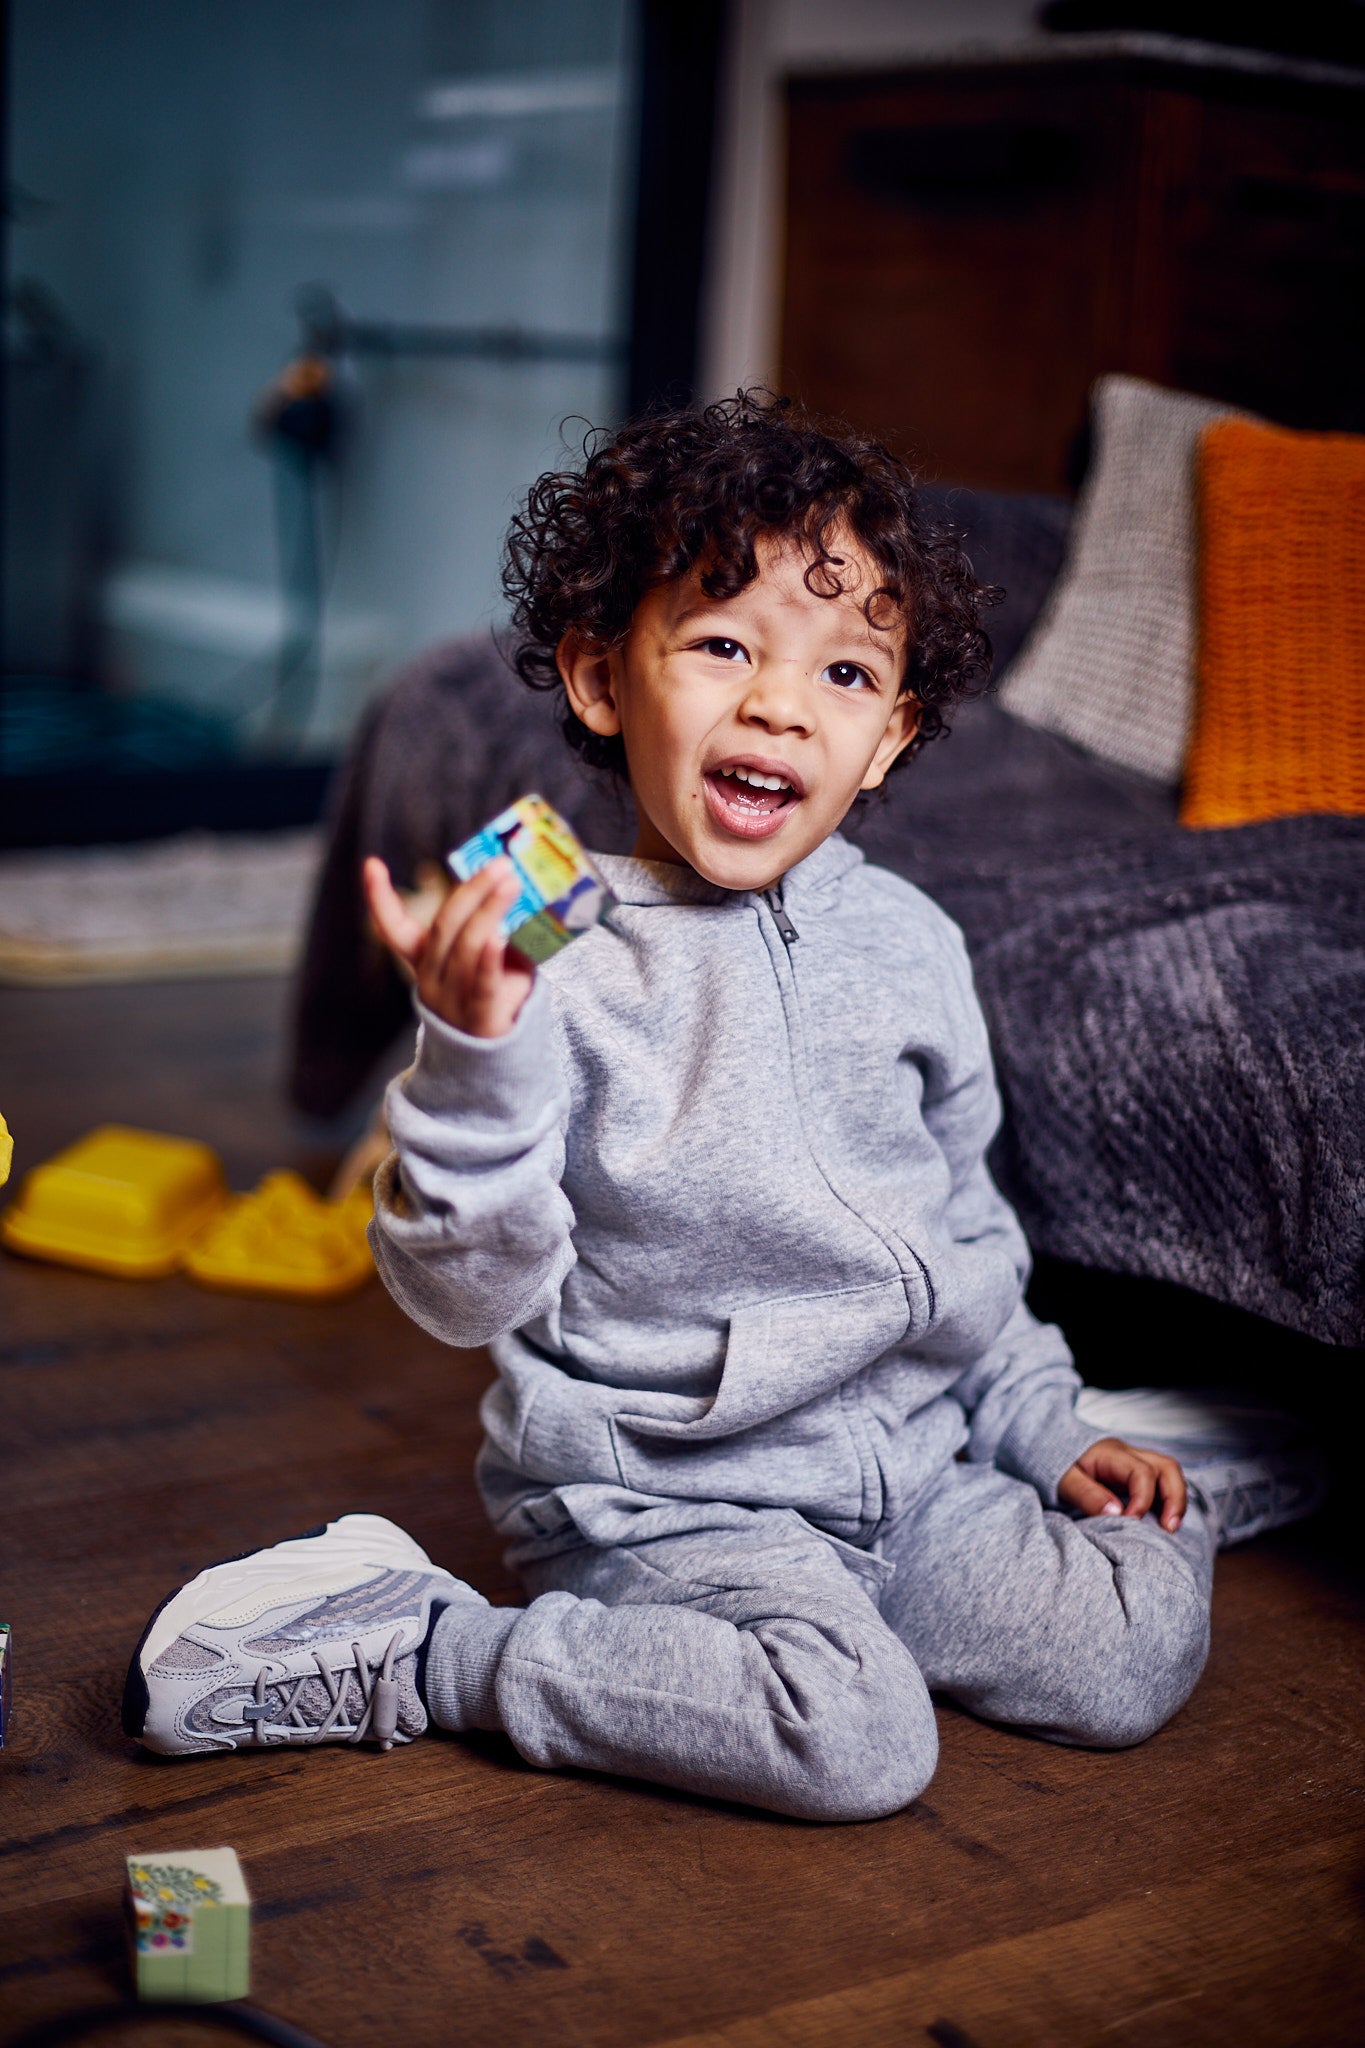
[
  {"xmin": 369, "ymin": 978, "xmax": 576, "ymax": 1349},
  {"xmin": 920, "ymin": 918, "xmax": 1107, "ymax": 1504}
]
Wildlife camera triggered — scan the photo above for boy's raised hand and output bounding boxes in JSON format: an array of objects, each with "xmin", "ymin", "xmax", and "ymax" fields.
[
  {"xmin": 1058, "ymin": 1436, "xmax": 1187, "ymax": 1533},
  {"xmin": 363, "ymin": 855, "xmax": 535, "ymax": 1039}
]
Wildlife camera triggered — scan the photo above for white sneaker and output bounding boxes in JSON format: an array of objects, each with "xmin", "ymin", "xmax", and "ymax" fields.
[
  {"xmin": 123, "ymin": 1513, "xmax": 482, "ymax": 1755},
  {"xmin": 1075, "ymin": 1386, "xmax": 1329, "ymax": 1547}
]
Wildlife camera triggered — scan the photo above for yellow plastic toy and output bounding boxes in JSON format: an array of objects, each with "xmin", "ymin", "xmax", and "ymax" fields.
[
  {"xmin": 1, "ymin": 1124, "xmax": 227, "ymax": 1277},
  {"xmin": 0, "ymin": 1112, "xmax": 12, "ymax": 1187},
  {"xmin": 1, "ymin": 1124, "xmax": 375, "ymax": 1297},
  {"xmin": 181, "ymin": 1171, "xmax": 375, "ymax": 1299}
]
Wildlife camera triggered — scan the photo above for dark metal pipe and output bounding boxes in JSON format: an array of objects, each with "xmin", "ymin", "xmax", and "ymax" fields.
[{"xmin": 296, "ymin": 285, "xmax": 623, "ymax": 367}]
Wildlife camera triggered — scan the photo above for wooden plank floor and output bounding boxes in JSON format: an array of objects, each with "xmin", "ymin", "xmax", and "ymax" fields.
[{"xmin": 2, "ymin": 975, "xmax": 1363, "ymax": 2048}]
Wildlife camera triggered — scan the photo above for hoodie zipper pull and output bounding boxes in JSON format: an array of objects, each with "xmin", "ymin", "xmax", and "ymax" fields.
[{"xmin": 765, "ymin": 890, "xmax": 799, "ymax": 946}]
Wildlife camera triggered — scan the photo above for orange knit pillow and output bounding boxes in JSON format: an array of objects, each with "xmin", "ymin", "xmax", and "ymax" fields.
[{"xmin": 1181, "ymin": 416, "xmax": 1365, "ymax": 829}]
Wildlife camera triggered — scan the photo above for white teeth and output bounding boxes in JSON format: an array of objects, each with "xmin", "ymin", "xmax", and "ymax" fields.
[{"xmin": 730, "ymin": 766, "xmax": 792, "ymax": 792}]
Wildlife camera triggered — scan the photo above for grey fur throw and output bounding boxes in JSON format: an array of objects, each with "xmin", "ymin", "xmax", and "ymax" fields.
[{"xmin": 859, "ymin": 753, "xmax": 1365, "ymax": 1345}]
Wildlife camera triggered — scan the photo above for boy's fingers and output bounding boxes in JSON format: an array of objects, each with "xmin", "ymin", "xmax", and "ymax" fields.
[
  {"xmin": 381, "ymin": 851, "xmax": 531, "ymax": 1037},
  {"xmin": 1151, "ymin": 1451, "xmax": 1188, "ymax": 1529},
  {"xmin": 363, "ymin": 857, "xmax": 427, "ymax": 962},
  {"xmin": 1067, "ymin": 1471, "xmax": 1124, "ymax": 1519},
  {"xmin": 423, "ymin": 864, "xmax": 511, "ymax": 993},
  {"xmin": 420, "ymin": 880, "xmax": 518, "ymax": 1028},
  {"xmin": 466, "ymin": 936, "xmax": 514, "ymax": 1034},
  {"xmin": 1121, "ymin": 1457, "xmax": 1156, "ymax": 1518},
  {"xmin": 450, "ymin": 877, "xmax": 517, "ymax": 997}
]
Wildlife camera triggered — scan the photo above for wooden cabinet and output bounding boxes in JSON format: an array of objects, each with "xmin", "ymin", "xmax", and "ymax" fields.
[{"xmin": 781, "ymin": 52, "xmax": 1365, "ymax": 491}]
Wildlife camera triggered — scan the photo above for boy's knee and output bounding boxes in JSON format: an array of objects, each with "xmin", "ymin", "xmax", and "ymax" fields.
[
  {"xmin": 780, "ymin": 1632, "xmax": 938, "ymax": 1822},
  {"xmin": 1059, "ymin": 1569, "xmax": 1211, "ymax": 1750}
]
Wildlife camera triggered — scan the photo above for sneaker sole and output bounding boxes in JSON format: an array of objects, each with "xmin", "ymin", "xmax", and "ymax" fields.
[{"xmin": 121, "ymin": 1513, "xmax": 451, "ymax": 1740}]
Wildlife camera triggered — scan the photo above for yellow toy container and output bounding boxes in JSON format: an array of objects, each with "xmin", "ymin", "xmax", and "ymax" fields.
[
  {"xmin": 1, "ymin": 1124, "xmax": 227, "ymax": 1278},
  {"xmin": 0, "ymin": 1112, "xmax": 12, "ymax": 1187},
  {"xmin": 181, "ymin": 1171, "xmax": 375, "ymax": 1299}
]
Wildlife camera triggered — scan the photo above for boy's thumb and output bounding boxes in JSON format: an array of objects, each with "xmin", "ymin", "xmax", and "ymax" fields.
[{"xmin": 363, "ymin": 857, "xmax": 425, "ymax": 962}]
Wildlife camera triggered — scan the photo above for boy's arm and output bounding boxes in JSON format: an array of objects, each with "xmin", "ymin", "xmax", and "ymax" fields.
[
  {"xmin": 370, "ymin": 982, "xmax": 575, "ymax": 1349},
  {"xmin": 363, "ymin": 854, "xmax": 575, "ymax": 1349},
  {"xmin": 950, "ymin": 1293, "xmax": 1104, "ymax": 1507},
  {"xmin": 918, "ymin": 918, "xmax": 1108, "ymax": 1506},
  {"xmin": 940, "ymin": 1146, "xmax": 1188, "ymax": 1528}
]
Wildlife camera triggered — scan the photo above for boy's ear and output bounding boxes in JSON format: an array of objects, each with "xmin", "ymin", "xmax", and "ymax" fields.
[
  {"xmin": 860, "ymin": 695, "xmax": 919, "ymax": 791},
  {"xmin": 558, "ymin": 632, "xmax": 623, "ymax": 738}
]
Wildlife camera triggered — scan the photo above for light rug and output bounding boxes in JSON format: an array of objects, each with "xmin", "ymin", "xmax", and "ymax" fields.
[{"xmin": 0, "ymin": 830, "xmax": 322, "ymax": 984}]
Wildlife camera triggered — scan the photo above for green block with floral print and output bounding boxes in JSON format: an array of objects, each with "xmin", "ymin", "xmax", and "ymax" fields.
[{"xmin": 125, "ymin": 1848, "xmax": 251, "ymax": 2001}]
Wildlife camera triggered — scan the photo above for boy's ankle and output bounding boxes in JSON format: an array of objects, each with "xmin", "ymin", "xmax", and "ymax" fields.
[{"xmin": 424, "ymin": 1603, "xmax": 521, "ymax": 1732}]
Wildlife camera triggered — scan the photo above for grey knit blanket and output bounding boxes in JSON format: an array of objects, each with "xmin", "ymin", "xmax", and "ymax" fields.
[{"xmin": 857, "ymin": 719, "xmax": 1365, "ymax": 1346}]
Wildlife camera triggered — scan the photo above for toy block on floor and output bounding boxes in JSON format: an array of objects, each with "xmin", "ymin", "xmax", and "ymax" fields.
[{"xmin": 125, "ymin": 1848, "xmax": 251, "ymax": 2002}]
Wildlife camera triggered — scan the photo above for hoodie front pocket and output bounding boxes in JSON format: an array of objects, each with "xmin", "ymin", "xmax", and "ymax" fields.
[{"xmin": 609, "ymin": 1275, "xmax": 910, "ymax": 1516}]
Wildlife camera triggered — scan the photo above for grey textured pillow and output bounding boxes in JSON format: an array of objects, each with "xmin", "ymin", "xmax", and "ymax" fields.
[{"xmin": 999, "ymin": 376, "xmax": 1235, "ymax": 784}]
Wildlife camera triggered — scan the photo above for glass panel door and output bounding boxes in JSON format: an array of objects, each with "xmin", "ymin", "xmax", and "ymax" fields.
[{"xmin": 4, "ymin": 0, "xmax": 635, "ymax": 802}]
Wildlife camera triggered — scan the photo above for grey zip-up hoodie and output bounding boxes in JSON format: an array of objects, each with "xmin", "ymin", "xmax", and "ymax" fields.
[{"xmin": 372, "ymin": 834, "xmax": 1104, "ymax": 1554}]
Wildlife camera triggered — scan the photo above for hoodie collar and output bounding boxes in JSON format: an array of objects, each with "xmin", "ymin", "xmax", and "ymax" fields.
[{"xmin": 592, "ymin": 832, "xmax": 864, "ymax": 911}]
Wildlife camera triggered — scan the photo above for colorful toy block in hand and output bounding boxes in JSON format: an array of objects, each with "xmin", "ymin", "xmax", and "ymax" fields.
[
  {"xmin": 449, "ymin": 794, "xmax": 615, "ymax": 964},
  {"xmin": 125, "ymin": 1848, "xmax": 251, "ymax": 2002}
]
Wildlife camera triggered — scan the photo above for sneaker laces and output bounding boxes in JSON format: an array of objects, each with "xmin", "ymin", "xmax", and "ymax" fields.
[
  {"xmin": 241, "ymin": 1629, "xmax": 406, "ymax": 1750},
  {"xmin": 1193, "ymin": 1454, "xmax": 1326, "ymax": 1545},
  {"xmin": 1199, "ymin": 1476, "xmax": 1274, "ymax": 1538}
]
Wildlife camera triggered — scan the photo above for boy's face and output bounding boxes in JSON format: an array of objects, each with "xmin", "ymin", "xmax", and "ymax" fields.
[{"xmin": 559, "ymin": 530, "xmax": 917, "ymax": 891}]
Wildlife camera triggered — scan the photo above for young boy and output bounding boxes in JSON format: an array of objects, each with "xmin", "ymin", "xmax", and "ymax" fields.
[{"xmin": 126, "ymin": 395, "xmax": 1230, "ymax": 1819}]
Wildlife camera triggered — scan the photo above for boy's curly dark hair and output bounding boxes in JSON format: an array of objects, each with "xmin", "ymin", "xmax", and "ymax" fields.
[{"xmin": 502, "ymin": 389, "xmax": 994, "ymax": 780}]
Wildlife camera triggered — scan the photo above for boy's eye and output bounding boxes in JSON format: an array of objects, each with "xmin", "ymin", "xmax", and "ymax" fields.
[
  {"xmin": 699, "ymin": 637, "xmax": 747, "ymax": 662},
  {"xmin": 822, "ymin": 661, "xmax": 872, "ymax": 690}
]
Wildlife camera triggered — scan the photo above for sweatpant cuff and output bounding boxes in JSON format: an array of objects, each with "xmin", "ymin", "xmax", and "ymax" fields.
[{"xmin": 425, "ymin": 1602, "xmax": 521, "ymax": 1732}]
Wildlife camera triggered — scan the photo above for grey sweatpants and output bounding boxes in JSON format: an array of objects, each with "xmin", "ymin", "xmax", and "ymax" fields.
[{"xmin": 425, "ymin": 1460, "xmax": 1214, "ymax": 1822}]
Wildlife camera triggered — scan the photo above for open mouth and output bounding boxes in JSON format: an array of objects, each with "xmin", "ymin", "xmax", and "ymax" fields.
[{"xmin": 704, "ymin": 761, "xmax": 804, "ymax": 840}]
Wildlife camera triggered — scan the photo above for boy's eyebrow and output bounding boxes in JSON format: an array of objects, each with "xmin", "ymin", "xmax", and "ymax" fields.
[
  {"xmin": 670, "ymin": 596, "xmax": 749, "ymax": 628},
  {"xmin": 671, "ymin": 596, "xmax": 904, "ymax": 657}
]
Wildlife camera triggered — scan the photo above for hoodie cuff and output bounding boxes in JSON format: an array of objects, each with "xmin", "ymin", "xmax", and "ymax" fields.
[
  {"xmin": 424, "ymin": 1604, "xmax": 521, "ymax": 1733},
  {"xmin": 996, "ymin": 1395, "xmax": 1112, "ymax": 1507},
  {"xmin": 400, "ymin": 979, "xmax": 557, "ymax": 1130}
]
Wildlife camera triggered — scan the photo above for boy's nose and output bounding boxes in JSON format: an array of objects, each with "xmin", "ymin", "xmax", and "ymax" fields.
[{"xmin": 739, "ymin": 665, "xmax": 815, "ymax": 735}]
